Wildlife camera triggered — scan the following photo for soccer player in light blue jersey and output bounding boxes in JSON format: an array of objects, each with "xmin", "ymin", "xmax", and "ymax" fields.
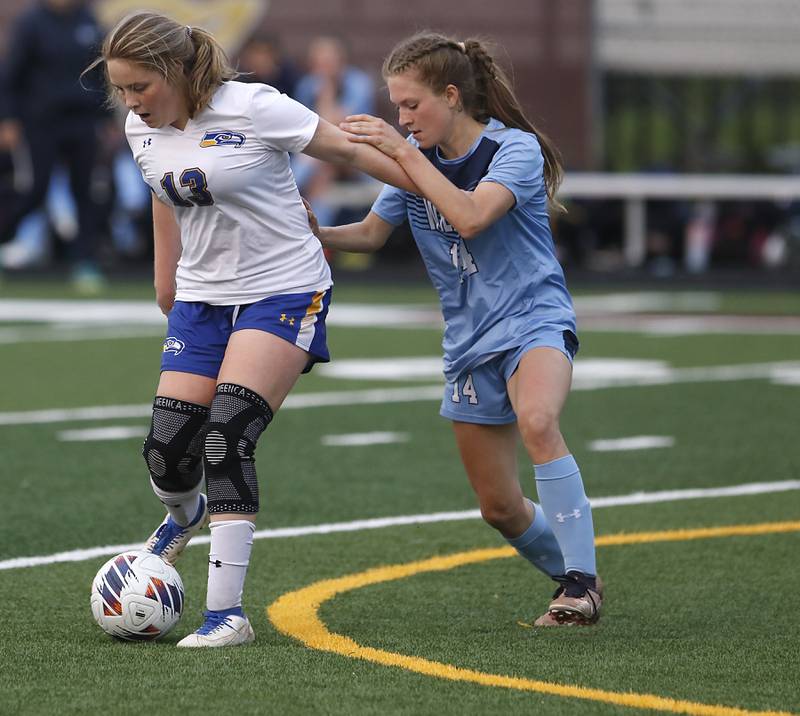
[{"xmin": 309, "ymin": 33, "xmax": 602, "ymax": 626}]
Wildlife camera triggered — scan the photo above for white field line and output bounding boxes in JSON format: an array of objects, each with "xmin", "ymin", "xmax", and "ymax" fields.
[
  {"xmin": 589, "ymin": 436, "xmax": 675, "ymax": 452},
  {"xmin": 2, "ymin": 360, "xmax": 799, "ymax": 428},
  {"xmin": 579, "ymin": 315, "xmax": 800, "ymax": 335},
  {"xmin": 0, "ymin": 325, "xmax": 165, "ymax": 344},
  {"xmin": 3, "ymin": 295, "xmax": 800, "ymax": 344},
  {"xmin": 321, "ymin": 431, "xmax": 410, "ymax": 447},
  {"xmin": 6, "ymin": 315, "xmax": 800, "ymax": 342},
  {"xmin": 0, "ymin": 300, "xmax": 444, "ymax": 329},
  {"xmin": 0, "ymin": 293, "xmax": 719, "ymax": 326},
  {"xmin": 1, "ymin": 479, "xmax": 798, "ymax": 572},
  {"xmin": 0, "ymin": 386, "xmax": 444, "ymax": 426},
  {"xmin": 58, "ymin": 426, "xmax": 148, "ymax": 442}
]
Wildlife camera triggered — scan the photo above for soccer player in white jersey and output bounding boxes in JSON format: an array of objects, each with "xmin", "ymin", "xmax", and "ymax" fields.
[
  {"xmin": 308, "ymin": 33, "xmax": 602, "ymax": 626},
  {"xmin": 86, "ymin": 12, "xmax": 419, "ymax": 647}
]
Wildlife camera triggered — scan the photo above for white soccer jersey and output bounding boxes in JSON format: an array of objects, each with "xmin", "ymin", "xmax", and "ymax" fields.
[{"xmin": 126, "ymin": 81, "xmax": 331, "ymax": 305}]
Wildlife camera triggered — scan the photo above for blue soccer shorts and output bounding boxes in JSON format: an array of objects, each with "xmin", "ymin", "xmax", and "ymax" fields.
[
  {"xmin": 160, "ymin": 289, "xmax": 332, "ymax": 379},
  {"xmin": 439, "ymin": 328, "xmax": 579, "ymax": 425}
]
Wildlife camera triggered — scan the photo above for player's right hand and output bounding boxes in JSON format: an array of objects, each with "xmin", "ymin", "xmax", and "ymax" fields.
[{"xmin": 155, "ymin": 285, "xmax": 176, "ymax": 316}]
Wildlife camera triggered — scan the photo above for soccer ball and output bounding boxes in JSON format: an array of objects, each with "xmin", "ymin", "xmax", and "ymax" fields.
[{"xmin": 90, "ymin": 550, "xmax": 184, "ymax": 641}]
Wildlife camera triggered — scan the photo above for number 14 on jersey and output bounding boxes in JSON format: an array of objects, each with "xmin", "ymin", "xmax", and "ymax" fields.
[
  {"xmin": 451, "ymin": 373, "xmax": 478, "ymax": 404},
  {"xmin": 449, "ymin": 240, "xmax": 478, "ymax": 283}
]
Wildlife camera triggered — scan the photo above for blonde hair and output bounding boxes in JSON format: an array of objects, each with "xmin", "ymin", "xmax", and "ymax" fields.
[
  {"xmin": 84, "ymin": 12, "xmax": 237, "ymax": 117},
  {"xmin": 383, "ymin": 32, "xmax": 564, "ymax": 209}
]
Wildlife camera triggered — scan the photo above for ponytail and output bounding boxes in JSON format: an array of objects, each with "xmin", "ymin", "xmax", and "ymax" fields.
[
  {"xmin": 84, "ymin": 12, "xmax": 238, "ymax": 117},
  {"xmin": 383, "ymin": 32, "xmax": 564, "ymax": 210},
  {"xmin": 462, "ymin": 40, "xmax": 563, "ymax": 209},
  {"xmin": 184, "ymin": 25, "xmax": 238, "ymax": 116}
]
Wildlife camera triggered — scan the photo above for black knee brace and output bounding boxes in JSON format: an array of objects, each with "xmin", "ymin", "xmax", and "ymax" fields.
[
  {"xmin": 204, "ymin": 383, "xmax": 273, "ymax": 514},
  {"xmin": 142, "ymin": 396, "xmax": 209, "ymax": 493}
]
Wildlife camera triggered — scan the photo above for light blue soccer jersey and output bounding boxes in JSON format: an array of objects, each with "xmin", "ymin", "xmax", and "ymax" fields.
[{"xmin": 372, "ymin": 118, "xmax": 576, "ymax": 382}]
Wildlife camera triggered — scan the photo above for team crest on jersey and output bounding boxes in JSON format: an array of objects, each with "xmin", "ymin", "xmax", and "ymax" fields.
[
  {"xmin": 199, "ymin": 130, "xmax": 246, "ymax": 148},
  {"xmin": 163, "ymin": 336, "xmax": 185, "ymax": 356}
]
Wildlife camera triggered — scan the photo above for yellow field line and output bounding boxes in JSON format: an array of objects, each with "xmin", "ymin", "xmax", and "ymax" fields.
[{"xmin": 268, "ymin": 521, "xmax": 800, "ymax": 716}]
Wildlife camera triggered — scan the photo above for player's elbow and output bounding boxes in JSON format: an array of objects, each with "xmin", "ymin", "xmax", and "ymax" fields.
[
  {"xmin": 455, "ymin": 218, "xmax": 485, "ymax": 241},
  {"xmin": 452, "ymin": 202, "xmax": 490, "ymax": 240},
  {"xmin": 365, "ymin": 228, "xmax": 389, "ymax": 252}
]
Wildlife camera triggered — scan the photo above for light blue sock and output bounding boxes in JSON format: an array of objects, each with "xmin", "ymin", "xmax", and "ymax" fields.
[
  {"xmin": 506, "ymin": 499, "xmax": 565, "ymax": 578},
  {"xmin": 534, "ymin": 455, "xmax": 597, "ymax": 576}
]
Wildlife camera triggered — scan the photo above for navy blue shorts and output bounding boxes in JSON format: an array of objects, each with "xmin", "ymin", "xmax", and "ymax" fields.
[{"xmin": 161, "ymin": 289, "xmax": 332, "ymax": 379}]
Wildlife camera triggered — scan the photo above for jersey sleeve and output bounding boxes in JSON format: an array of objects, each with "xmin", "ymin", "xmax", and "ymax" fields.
[
  {"xmin": 479, "ymin": 131, "xmax": 544, "ymax": 207},
  {"xmin": 370, "ymin": 183, "xmax": 407, "ymax": 226},
  {"xmin": 250, "ymin": 84, "xmax": 320, "ymax": 153}
]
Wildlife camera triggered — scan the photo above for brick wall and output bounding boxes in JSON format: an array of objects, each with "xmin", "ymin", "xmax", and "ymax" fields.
[
  {"xmin": 263, "ymin": 0, "xmax": 594, "ymax": 168},
  {"xmin": 0, "ymin": 0, "xmax": 594, "ymax": 168}
]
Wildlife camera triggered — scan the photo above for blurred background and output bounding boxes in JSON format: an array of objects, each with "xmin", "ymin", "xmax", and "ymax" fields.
[{"xmin": 0, "ymin": 0, "xmax": 799, "ymax": 291}]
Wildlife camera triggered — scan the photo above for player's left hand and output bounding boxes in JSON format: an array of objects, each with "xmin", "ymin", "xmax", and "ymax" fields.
[
  {"xmin": 302, "ymin": 197, "xmax": 321, "ymax": 238},
  {"xmin": 340, "ymin": 114, "xmax": 407, "ymax": 160}
]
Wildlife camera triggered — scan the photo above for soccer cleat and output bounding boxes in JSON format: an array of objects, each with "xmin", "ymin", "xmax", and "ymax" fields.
[
  {"xmin": 144, "ymin": 494, "xmax": 208, "ymax": 565},
  {"xmin": 176, "ymin": 608, "xmax": 255, "ymax": 648},
  {"xmin": 534, "ymin": 572, "xmax": 603, "ymax": 627}
]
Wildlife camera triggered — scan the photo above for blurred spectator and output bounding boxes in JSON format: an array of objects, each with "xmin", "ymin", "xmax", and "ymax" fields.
[
  {"xmin": 294, "ymin": 36, "xmax": 375, "ymax": 125},
  {"xmin": 0, "ymin": 0, "xmax": 112, "ymax": 292},
  {"xmin": 293, "ymin": 37, "xmax": 375, "ymax": 229},
  {"xmin": 237, "ymin": 33, "xmax": 298, "ymax": 98}
]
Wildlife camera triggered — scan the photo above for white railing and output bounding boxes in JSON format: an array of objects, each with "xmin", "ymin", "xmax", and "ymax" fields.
[
  {"xmin": 326, "ymin": 173, "xmax": 800, "ymax": 268},
  {"xmin": 560, "ymin": 174, "xmax": 800, "ymax": 266}
]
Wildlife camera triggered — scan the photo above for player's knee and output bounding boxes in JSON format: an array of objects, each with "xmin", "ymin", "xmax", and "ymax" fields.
[
  {"xmin": 203, "ymin": 383, "xmax": 273, "ymax": 515},
  {"xmin": 480, "ymin": 497, "xmax": 525, "ymax": 532},
  {"xmin": 142, "ymin": 396, "xmax": 209, "ymax": 493},
  {"xmin": 517, "ymin": 408, "xmax": 560, "ymax": 450}
]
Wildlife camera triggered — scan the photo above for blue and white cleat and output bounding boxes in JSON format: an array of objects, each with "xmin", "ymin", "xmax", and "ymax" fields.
[
  {"xmin": 176, "ymin": 607, "xmax": 255, "ymax": 648},
  {"xmin": 144, "ymin": 494, "xmax": 208, "ymax": 565}
]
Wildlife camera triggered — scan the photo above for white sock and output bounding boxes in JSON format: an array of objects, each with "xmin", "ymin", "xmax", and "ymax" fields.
[
  {"xmin": 206, "ymin": 520, "xmax": 255, "ymax": 611},
  {"xmin": 150, "ymin": 478, "xmax": 203, "ymax": 527}
]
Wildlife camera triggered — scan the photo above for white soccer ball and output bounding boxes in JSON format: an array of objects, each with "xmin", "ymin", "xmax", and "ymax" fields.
[{"xmin": 90, "ymin": 550, "xmax": 184, "ymax": 641}]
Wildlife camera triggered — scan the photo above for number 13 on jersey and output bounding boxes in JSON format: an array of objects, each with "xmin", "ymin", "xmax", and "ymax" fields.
[{"xmin": 160, "ymin": 168, "xmax": 214, "ymax": 207}]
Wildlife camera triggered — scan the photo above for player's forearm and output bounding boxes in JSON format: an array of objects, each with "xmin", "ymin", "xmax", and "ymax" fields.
[
  {"xmin": 317, "ymin": 222, "xmax": 385, "ymax": 253},
  {"xmin": 152, "ymin": 226, "xmax": 181, "ymax": 314},
  {"xmin": 394, "ymin": 144, "xmax": 484, "ymax": 239},
  {"xmin": 349, "ymin": 143, "xmax": 419, "ymax": 194},
  {"xmin": 304, "ymin": 119, "xmax": 419, "ymax": 194}
]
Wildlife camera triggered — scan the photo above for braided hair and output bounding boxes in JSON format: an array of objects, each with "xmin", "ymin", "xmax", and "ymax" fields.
[{"xmin": 382, "ymin": 32, "xmax": 563, "ymax": 209}]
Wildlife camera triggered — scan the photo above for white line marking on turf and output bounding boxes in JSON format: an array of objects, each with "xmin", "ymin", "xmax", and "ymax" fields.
[
  {"xmin": 0, "ymin": 325, "xmax": 164, "ymax": 344},
  {"xmin": 0, "ymin": 386, "xmax": 445, "ymax": 426},
  {"xmin": 2, "ymin": 480, "xmax": 798, "ymax": 571},
  {"xmin": 3, "ymin": 360, "xmax": 799, "ymax": 428},
  {"xmin": 4, "ymin": 295, "xmax": 800, "ymax": 344},
  {"xmin": 318, "ymin": 357, "xmax": 443, "ymax": 381},
  {"xmin": 58, "ymin": 426, "xmax": 148, "ymax": 442},
  {"xmin": 322, "ymin": 431, "xmax": 410, "ymax": 447},
  {"xmin": 0, "ymin": 300, "xmax": 443, "ymax": 329},
  {"xmin": 589, "ymin": 436, "xmax": 675, "ymax": 452}
]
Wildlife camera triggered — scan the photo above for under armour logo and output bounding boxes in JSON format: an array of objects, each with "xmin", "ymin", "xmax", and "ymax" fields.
[
  {"xmin": 143, "ymin": 138, "xmax": 152, "ymax": 147},
  {"xmin": 279, "ymin": 313, "xmax": 295, "ymax": 326},
  {"xmin": 209, "ymin": 559, "xmax": 222, "ymax": 568},
  {"xmin": 556, "ymin": 509, "xmax": 582, "ymax": 523}
]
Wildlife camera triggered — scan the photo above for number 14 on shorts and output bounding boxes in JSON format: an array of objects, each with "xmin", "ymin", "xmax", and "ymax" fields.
[{"xmin": 451, "ymin": 373, "xmax": 478, "ymax": 404}]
